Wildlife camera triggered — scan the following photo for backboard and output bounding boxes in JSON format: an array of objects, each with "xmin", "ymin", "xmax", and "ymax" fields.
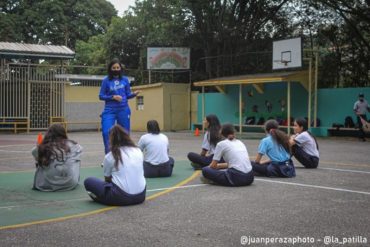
[{"xmin": 272, "ymin": 37, "xmax": 302, "ymax": 70}]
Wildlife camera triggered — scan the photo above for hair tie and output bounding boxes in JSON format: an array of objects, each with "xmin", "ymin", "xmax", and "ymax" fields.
[{"xmin": 269, "ymin": 129, "xmax": 276, "ymax": 134}]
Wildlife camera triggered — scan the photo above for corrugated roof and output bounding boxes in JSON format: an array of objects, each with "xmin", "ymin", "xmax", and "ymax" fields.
[{"xmin": 0, "ymin": 42, "xmax": 75, "ymax": 59}]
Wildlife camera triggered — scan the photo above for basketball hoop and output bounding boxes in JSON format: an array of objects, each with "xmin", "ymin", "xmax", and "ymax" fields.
[{"xmin": 273, "ymin": 60, "xmax": 289, "ymax": 67}]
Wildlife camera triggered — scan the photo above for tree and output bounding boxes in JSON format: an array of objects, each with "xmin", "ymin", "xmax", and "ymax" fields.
[{"xmin": 0, "ymin": 0, "xmax": 117, "ymax": 49}]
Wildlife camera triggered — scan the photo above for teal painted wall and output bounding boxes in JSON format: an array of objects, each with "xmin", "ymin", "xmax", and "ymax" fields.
[
  {"xmin": 197, "ymin": 82, "xmax": 308, "ymax": 124},
  {"xmin": 197, "ymin": 85, "xmax": 370, "ymax": 128},
  {"xmin": 317, "ymin": 87, "xmax": 370, "ymax": 127}
]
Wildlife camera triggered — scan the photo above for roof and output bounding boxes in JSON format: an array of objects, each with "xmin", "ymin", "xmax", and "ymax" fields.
[
  {"xmin": 193, "ymin": 70, "xmax": 309, "ymax": 87},
  {"xmin": 0, "ymin": 42, "xmax": 75, "ymax": 59},
  {"xmin": 55, "ymin": 74, "xmax": 135, "ymax": 83}
]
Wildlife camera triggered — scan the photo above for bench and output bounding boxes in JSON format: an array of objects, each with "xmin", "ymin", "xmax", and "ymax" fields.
[
  {"xmin": 50, "ymin": 117, "xmax": 100, "ymax": 132},
  {"xmin": 193, "ymin": 123, "xmax": 293, "ymax": 133},
  {"xmin": 328, "ymin": 127, "xmax": 370, "ymax": 137},
  {"xmin": 0, "ymin": 117, "xmax": 30, "ymax": 133}
]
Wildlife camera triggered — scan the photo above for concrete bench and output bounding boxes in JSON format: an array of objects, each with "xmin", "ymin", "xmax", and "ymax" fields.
[{"xmin": 328, "ymin": 127, "xmax": 370, "ymax": 137}]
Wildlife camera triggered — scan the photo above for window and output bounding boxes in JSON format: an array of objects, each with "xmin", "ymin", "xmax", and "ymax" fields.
[{"xmin": 136, "ymin": 96, "xmax": 144, "ymax": 110}]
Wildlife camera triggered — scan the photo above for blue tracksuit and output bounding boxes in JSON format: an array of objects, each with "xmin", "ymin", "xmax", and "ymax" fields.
[{"xmin": 99, "ymin": 76, "xmax": 136, "ymax": 154}]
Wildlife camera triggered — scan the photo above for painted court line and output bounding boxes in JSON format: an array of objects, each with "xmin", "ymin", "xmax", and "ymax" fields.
[
  {"xmin": 255, "ymin": 178, "xmax": 370, "ymax": 196},
  {"xmin": 0, "ymin": 183, "xmax": 207, "ymax": 210},
  {"xmin": 320, "ymin": 167, "xmax": 370, "ymax": 174},
  {"xmin": 0, "ymin": 171, "xmax": 201, "ymax": 230}
]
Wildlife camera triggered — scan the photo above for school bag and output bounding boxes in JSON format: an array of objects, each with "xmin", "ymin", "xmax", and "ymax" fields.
[
  {"xmin": 344, "ymin": 116, "xmax": 355, "ymax": 128},
  {"xmin": 245, "ymin": 116, "xmax": 256, "ymax": 125}
]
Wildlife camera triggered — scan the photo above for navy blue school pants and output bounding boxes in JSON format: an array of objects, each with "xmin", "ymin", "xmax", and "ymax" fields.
[
  {"xmin": 292, "ymin": 145, "xmax": 319, "ymax": 168},
  {"xmin": 84, "ymin": 177, "xmax": 145, "ymax": 206},
  {"xmin": 101, "ymin": 106, "xmax": 131, "ymax": 154},
  {"xmin": 251, "ymin": 160, "xmax": 296, "ymax": 178},
  {"xmin": 202, "ymin": 167, "xmax": 254, "ymax": 186},
  {"xmin": 143, "ymin": 157, "xmax": 175, "ymax": 178},
  {"xmin": 187, "ymin": 152, "xmax": 213, "ymax": 167}
]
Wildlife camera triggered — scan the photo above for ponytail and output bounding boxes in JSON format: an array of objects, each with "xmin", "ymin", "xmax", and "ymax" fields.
[{"xmin": 270, "ymin": 128, "xmax": 290, "ymax": 154}]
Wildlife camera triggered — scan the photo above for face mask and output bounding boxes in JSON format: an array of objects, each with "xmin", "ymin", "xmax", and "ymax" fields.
[
  {"xmin": 112, "ymin": 70, "xmax": 121, "ymax": 76},
  {"xmin": 360, "ymin": 99, "xmax": 364, "ymax": 102}
]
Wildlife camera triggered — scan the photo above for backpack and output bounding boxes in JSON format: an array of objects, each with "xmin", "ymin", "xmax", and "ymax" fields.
[
  {"xmin": 344, "ymin": 116, "xmax": 355, "ymax": 128},
  {"xmin": 245, "ymin": 116, "xmax": 256, "ymax": 125},
  {"xmin": 257, "ymin": 117, "xmax": 265, "ymax": 125}
]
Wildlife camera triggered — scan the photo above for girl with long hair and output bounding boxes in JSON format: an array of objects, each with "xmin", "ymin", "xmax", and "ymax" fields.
[
  {"xmin": 252, "ymin": 120, "xmax": 295, "ymax": 178},
  {"xmin": 32, "ymin": 124, "xmax": 82, "ymax": 191},
  {"xmin": 201, "ymin": 124, "xmax": 254, "ymax": 186},
  {"xmin": 187, "ymin": 114, "xmax": 223, "ymax": 169},
  {"xmin": 84, "ymin": 125, "xmax": 146, "ymax": 206},
  {"xmin": 289, "ymin": 118, "xmax": 319, "ymax": 168},
  {"xmin": 138, "ymin": 120, "xmax": 175, "ymax": 178},
  {"xmin": 99, "ymin": 58, "xmax": 140, "ymax": 154}
]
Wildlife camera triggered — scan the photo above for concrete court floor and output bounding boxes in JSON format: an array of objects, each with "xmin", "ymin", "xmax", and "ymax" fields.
[{"xmin": 0, "ymin": 131, "xmax": 370, "ymax": 247}]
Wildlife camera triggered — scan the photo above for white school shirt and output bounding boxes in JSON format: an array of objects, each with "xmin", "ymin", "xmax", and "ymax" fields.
[
  {"xmin": 294, "ymin": 131, "xmax": 319, "ymax": 158},
  {"xmin": 212, "ymin": 139, "xmax": 252, "ymax": 173},
  {"xmin": 201, "ymin": 131, "xmax": 216, "ymax": 155},
  {"xmin": 138, "ymin": 133, "xmax": 169, "ymax": 165},
  {"xmin": 103, "ymin": 147, "xmax": 146, "ymax": 195}
]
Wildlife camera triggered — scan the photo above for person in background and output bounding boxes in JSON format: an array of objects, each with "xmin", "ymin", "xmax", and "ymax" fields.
[{"xmin": 353, "ymin": 93, "xmax": 370, "ymax": 141}]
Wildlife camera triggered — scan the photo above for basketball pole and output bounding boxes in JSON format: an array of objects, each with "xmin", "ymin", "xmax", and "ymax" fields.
[
  {"xmin": 314, "ymin": 51, "xmax": 319, "ymax": 127},
  {"xmin": 287, "ymin": 81, "xmax": 291, "ymax": 135},
  {"xmin": 239, "ymin": 84, "xmax": 242, "ymax": 134},
  {"xmin": 202, "ymin": 86, "xmax": 205, "ymax": 133}
]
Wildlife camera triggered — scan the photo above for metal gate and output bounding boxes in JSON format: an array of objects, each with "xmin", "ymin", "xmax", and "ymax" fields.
[{"xmin": 0, "ymin": 62, "xmax": 65, "ymax": 129}]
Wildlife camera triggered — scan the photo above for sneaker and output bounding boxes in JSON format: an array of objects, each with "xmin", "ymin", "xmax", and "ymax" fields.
[
  {"xmin": 87, "ymin": 191, "xmax": 97, "ymax": 200},
  {"xmin": 190, "ymin": 162, "xmax": 202, "ymax": 170},
  {"xmin": 200, "ymin": 176, "xmax": 215, "ymax": 185},
  {"xmin": 101, "ymin": 162, "xmax": 104, "ymax": 168}
]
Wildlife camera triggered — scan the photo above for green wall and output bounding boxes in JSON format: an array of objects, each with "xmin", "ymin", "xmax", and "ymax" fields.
[
  {"xmin": 317, "ymin": 87, "xmax": 370, "ymax": 127},
  {"xmin": 197, "ymin": 85, "xmax": 370, "ymax": 129},
  {"xmin": 197, "ymin": 82, "xmax": 308, "ymax": 124}
]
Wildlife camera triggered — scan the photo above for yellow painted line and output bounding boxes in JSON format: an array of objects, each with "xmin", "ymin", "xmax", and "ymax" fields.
[
  {"xmin": 146, "ymin": 171, "xmax": 201, "ymax": 200},
  {"xmin": 0, "ymin": 171, "xmax": 201, "ymax": 231}
]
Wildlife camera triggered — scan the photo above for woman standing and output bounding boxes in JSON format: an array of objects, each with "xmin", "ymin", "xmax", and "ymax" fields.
[
  {"xmin": 99, "ymin": 58, "xmax": 140, "ymax": 154},
  {"xmin": 84, "ymin": 125, "xmax": 146, "ymax": 206},
  {"xmin": 32, "ymin": 124, "xmax": 82, "ymax": 191}
]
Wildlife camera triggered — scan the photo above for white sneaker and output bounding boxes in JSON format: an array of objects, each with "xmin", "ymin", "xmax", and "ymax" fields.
[{"xmin": 87, "ymin": 191, "xmax": 97, "ymax": 200}]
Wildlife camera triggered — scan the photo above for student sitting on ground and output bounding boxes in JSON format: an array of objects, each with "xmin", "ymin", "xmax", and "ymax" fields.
[
  {"xmin": 84, "ymin": 125, "xmax": 146, "ymax": 206},
  {"xmin": 138, "ymin": 120, "xmax": 174, "ymax": 178},
  {"xmin": 289, "ymin": 118, "xmax": 319, "ymax": 168},
  {"xmin": 201, "ymin": 124, "xmax": 254, "ymax": 186},
  {"xmin": 32, "ymin": 124, "xmax": 82, "ymax": 192},
  {"xmin": 252, "ymin": 119, "xmax": 295, "ymax": 178},
  {"xmin": 187, "ymin": 114, "xmax": 222, "ymax": 169}
]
